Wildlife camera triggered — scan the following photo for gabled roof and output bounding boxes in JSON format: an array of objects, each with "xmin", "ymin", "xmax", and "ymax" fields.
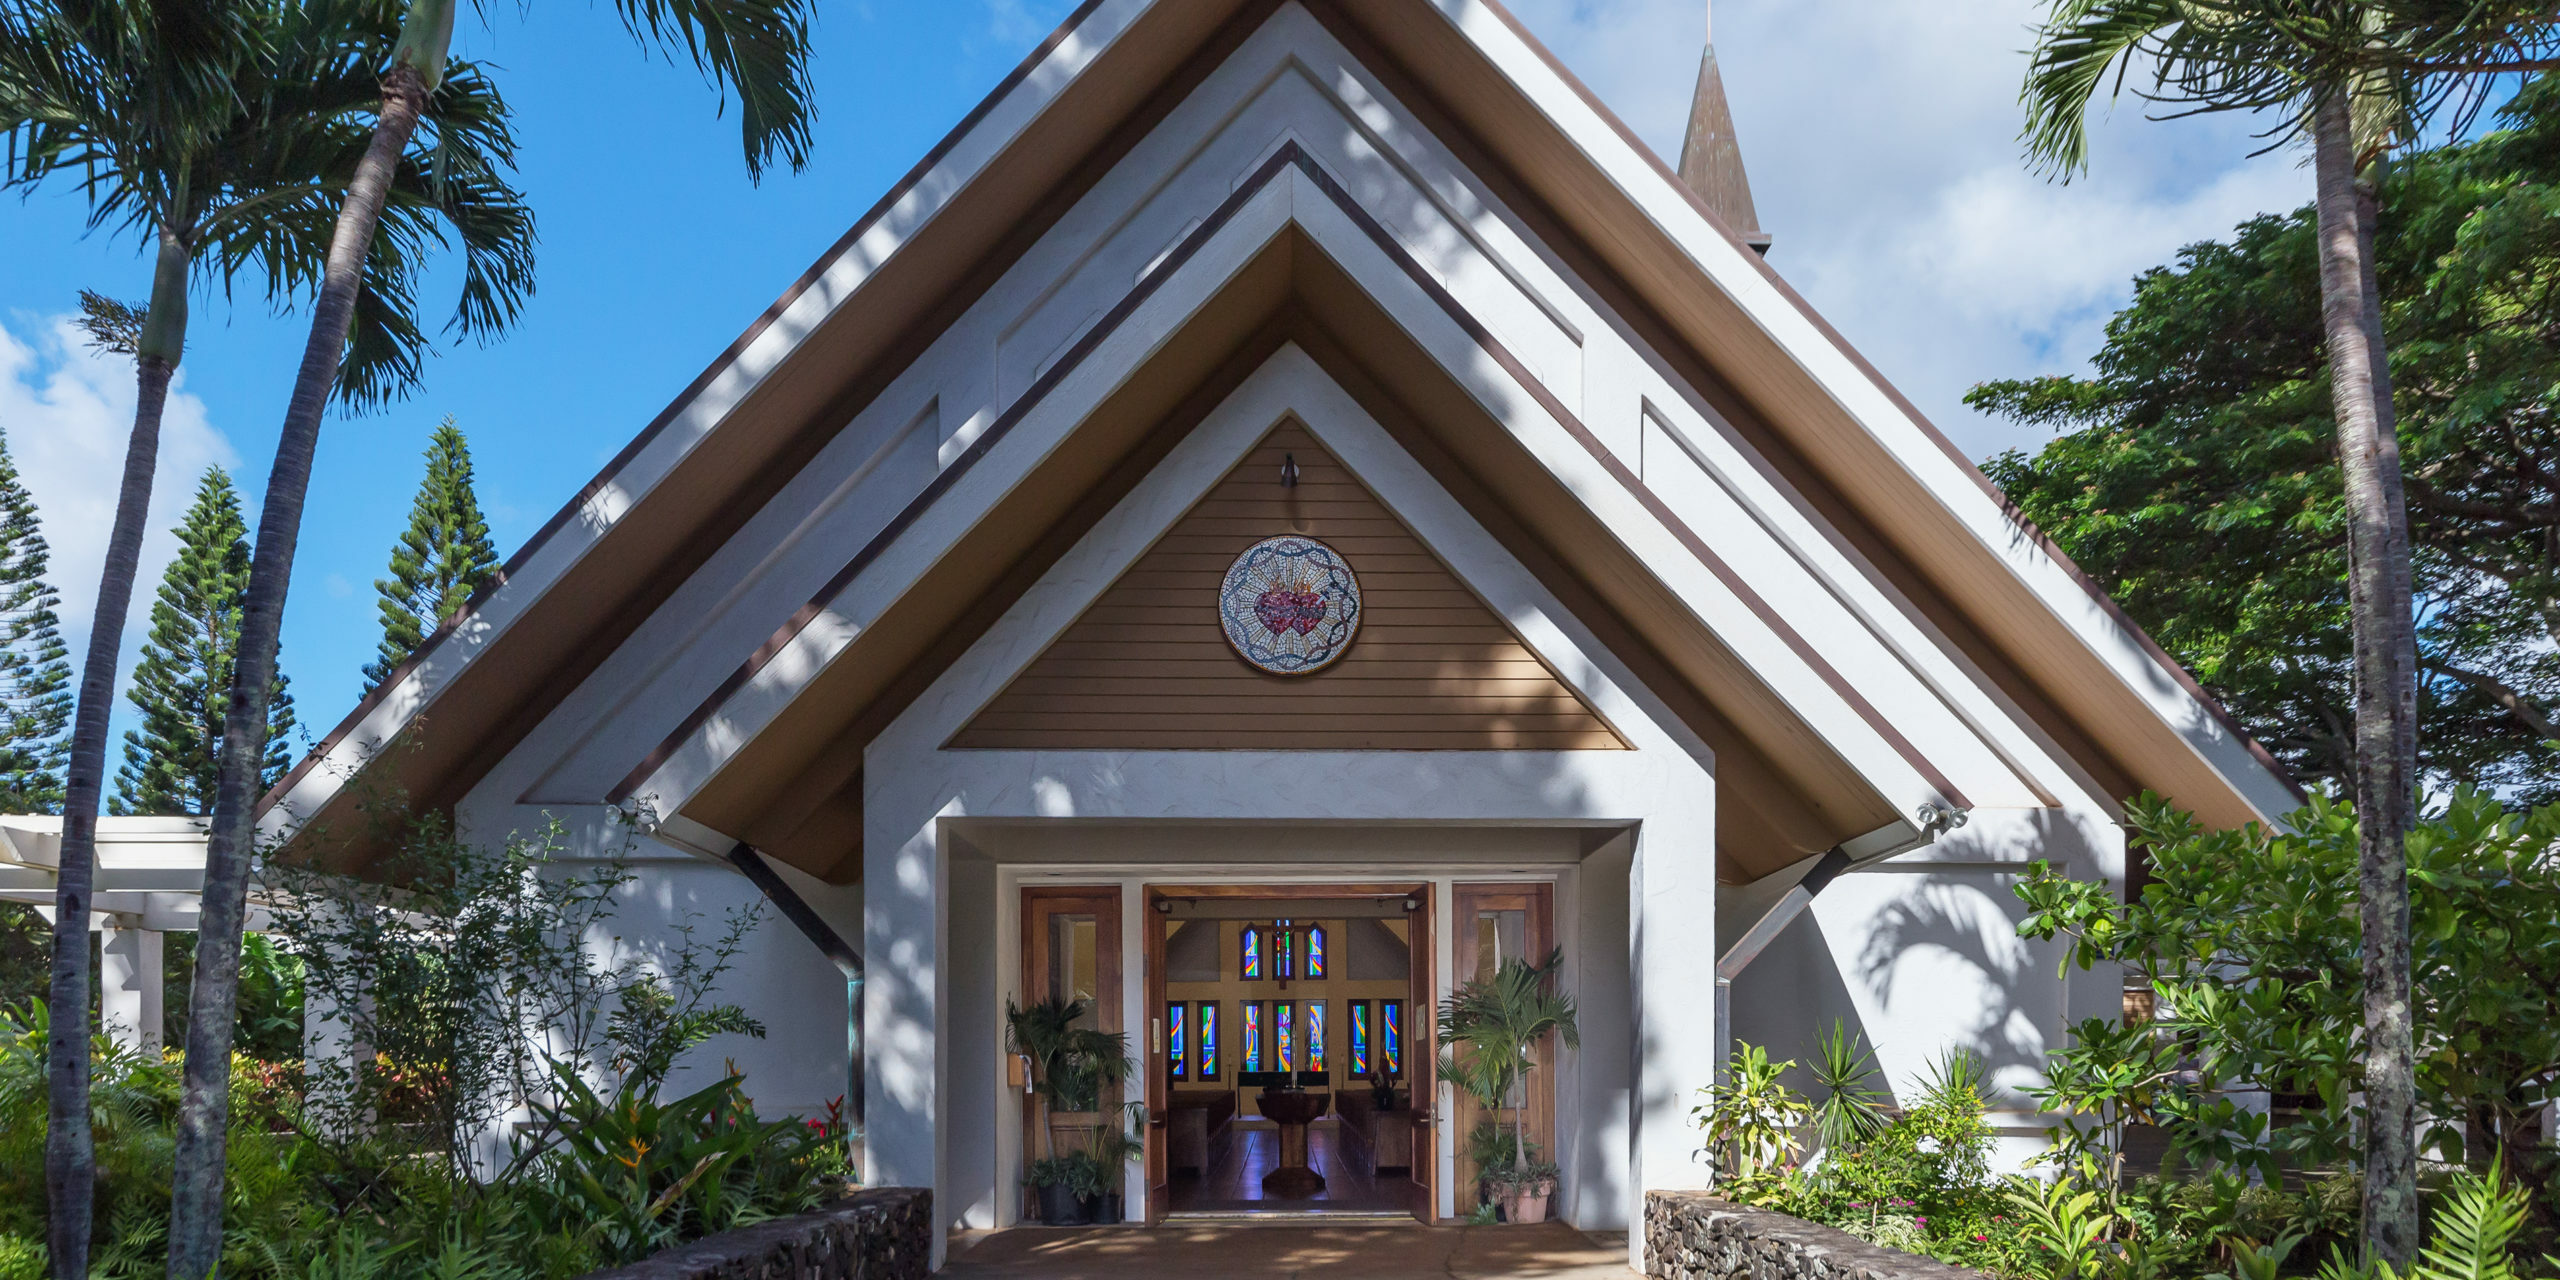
[{"xmin": 261, "ymin": 0, "xmax": 2298, "ymax": 874}]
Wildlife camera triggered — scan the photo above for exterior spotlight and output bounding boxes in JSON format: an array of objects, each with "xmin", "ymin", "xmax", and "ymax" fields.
[{"xmin": 1280, "ymin": 453, "xmax": 1300, "ymax": 488}]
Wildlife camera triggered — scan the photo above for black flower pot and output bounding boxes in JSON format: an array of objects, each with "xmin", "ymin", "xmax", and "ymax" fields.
[
  {"xmin": 1094, "ymin": 1192, "xmax": 1125, "ymax": 1225},
  {"xmin": 1038, "ymin": 1183, "xmax": 1090, "ymax": 1225}
]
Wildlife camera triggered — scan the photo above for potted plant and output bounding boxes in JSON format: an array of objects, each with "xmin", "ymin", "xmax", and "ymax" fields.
[
  {"xmin": 1007, "ymin": 995, "xmax": 1136, "ymax": 1207},
  {"xmin": 1436, "ymin": 947, "xmax": 1578, "ymax": 1223},
  {"xmin": 1504, "ymin": 1157, "xmax": 1562, "ymax": 1224},
  {"xmin": 1083, "ymin": 1102, "xmax": 1147, "ymax": 1225},
  {"xmin": 1024, "ymin": 1155, "xmax": 1090, "ymax": 1226},
  {"xmin": 1065, "ymin": 1150, "xmax": 1114, "ymax": 1224}
]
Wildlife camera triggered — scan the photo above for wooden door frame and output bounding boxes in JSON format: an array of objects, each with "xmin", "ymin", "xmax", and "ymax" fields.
[
  {"xmin": 1018, "ymin": 886, "xmax": 1124, "ymax": 1222},
  {"xmin": 1140, "ymin": 881, "xmax": 1437, "ymax": 1224},
  {"xmin": 1448, "ymin": 881, "xmax": 1556, "ymax": 1215}
]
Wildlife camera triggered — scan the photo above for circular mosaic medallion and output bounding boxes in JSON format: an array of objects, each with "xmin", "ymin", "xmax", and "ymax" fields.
[{"xmin": 1217, "ymin": 535, "xmax": 1362, "ymax": 676}]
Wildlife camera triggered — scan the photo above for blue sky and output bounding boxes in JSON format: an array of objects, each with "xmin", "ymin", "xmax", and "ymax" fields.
[{"xmin": 0, "ymin": 0, "xmax": 2305, "ymax": 771}]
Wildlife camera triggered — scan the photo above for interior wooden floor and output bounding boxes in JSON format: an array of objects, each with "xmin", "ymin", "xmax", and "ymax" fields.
[{"xmin": 1165, "ymin": 1119, "xmax": 1412, "ymax": 1215}]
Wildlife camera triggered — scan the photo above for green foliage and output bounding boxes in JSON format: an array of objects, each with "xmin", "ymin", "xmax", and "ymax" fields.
[
  {"xmin": 1692, "ymin": 1041, "xmax": 1811, "ymax": 1187},
  {"xmin": 2015, "ymin": 790, "xmax": 2560, "ymax": 1185},
  {"xmin": 1437, "ymin": 946, "xmax": 1578, "ymax": 1180},
  {"xmin": 0, "ymin": 428, "xmax": 67, "ymax": 812},
  {"xmin": 156, "ymin": 930, "xmax": 305, "ymax": 1064},
  {"xmin": 523, "ymin": 1065, "xmax": 836, "ymax": 1266},
  {"xmin": 266, "ymin": 808, "xmax": 764, "ymax": 1176},
  {"xmin": 0, "ymin": 0, "xmax": 537, "ymax": 398},
  {"xmin": 111, "ymin": 467, "xmax": 296, "ymax": 814},
  {"xmin": 0, "ymin": 910, "xmax": 832, "ymax": 1277},
  {"xmin": 1811, "ymin": 1021, "xmax": 1892, "ymax": 1155},
  {"xmin": 1981, "ymin": 77, "xmax": 2560, "ymax": 799},
  {"xmin": 1003, "ymin": 997, "xmax": 1133, "ymax": 1118},
  {"xmin": 364, "ymin": 418, "xmax": 499, "ymax": 693}
]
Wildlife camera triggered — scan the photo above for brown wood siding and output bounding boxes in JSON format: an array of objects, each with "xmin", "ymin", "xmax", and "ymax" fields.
[{"xmin": 951, "ymin": 421, "xmax": 1626, "ymax": 750}]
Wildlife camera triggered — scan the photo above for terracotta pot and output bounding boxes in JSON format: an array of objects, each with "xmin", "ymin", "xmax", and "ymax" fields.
[{"xmin": 1505, "ymin": 1179, "xmax": 1553, "ymax": 1224}]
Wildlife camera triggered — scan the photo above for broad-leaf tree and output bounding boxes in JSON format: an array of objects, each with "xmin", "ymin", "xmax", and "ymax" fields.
[
  {"xmin": 362, "ymin": 416, "xmax": 497, "ymax": 694},
  {"xmin": 2017, "ymin": 1, "xmax": 2560, "ymax": 1258},
  {"xmin": 113, "ymin": 469, "xmax": 297, "ymax": 817},
  {"xmin": 1980, "ymin": 77, "xmax": 2560, "ymax": 801},
  {"xmin": 168, "ymin": 0, "xmax": 812, "ymax": 1268},
  {"xmin": 0, "ymin": 0, "xmax": 532, "ymax": 1268},
  {"xmin": 0, "ymin": 428, "xmax": 69, "ymax": 814}
]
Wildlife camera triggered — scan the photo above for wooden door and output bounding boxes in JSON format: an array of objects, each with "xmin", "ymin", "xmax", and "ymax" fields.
[
  {"xmin": 1448, "ymin": 882, "xmax": 1554, "ymax": 1214},
  {"xmin": 1020, "ymin": 888, "xmax": 1123, "ymax": 1218},
  {"xmin": 1406, "ymin": 884, "xmax": 1438, "ymax": 1222}
]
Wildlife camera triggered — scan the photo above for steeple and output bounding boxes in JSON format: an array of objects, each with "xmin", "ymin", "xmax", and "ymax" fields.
[{"xmin": 1676, "ymin": 1, "xmax": 1770, "ymax": 253}]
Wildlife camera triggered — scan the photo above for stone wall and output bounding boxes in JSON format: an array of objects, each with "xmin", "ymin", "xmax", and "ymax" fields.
[
  {"xmin": 578, "ymin": 1188, "xmax": 931, "ymax": 1280},
  {"xmin": 1645, "ymin": 1193, "xmax": 1988, "ymax": 1280}
]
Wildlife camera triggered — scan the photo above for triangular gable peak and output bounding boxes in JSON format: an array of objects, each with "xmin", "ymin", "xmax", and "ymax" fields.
[
  {"xmin": 953, "ymin": 420, "xmax": 1626, "ymax": 751},
  {"xmin": 262, "ymin": 0, "xmax": 2296, "ymax": 877}
]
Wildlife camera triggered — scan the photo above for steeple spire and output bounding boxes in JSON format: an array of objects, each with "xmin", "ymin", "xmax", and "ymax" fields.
[{"xmin": 1677, "ymin": 1, "xmax": 1770, "ymax": 253}]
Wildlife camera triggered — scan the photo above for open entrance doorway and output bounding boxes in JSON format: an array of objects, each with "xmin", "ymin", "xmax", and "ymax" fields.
[{"xmin": 1140, "ymin": 884, "xmax": 1436, "ymax": 1222}]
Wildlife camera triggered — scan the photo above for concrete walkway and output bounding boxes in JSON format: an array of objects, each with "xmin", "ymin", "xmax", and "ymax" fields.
[{"xmin": 941, "ymin": 1223, "xmax": 1639, "ymax": 1278}]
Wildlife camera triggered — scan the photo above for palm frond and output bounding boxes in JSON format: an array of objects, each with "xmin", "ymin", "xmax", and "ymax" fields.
[{"xmin": 610, "ymin": 0, "xmax": 813, "ymax": 179}]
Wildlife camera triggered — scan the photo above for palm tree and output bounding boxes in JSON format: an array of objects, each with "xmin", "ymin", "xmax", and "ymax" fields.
[
  {"xmin": 1436, "ymin": 947, "xmax": 1578, "ymax": 1188},
  {"xmin": 2016, "ymin": 1, "xmax": 2560, "ymax": 1263},
  {"xmin": 167, "ymin": 0, "xmax": 810, "ymax": 1269},
  {"xmin": 1, "ymin": 0, "xmax": 529, "ymax": 1271}
]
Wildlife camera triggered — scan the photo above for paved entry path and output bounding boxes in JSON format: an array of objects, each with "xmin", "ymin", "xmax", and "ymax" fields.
[{"xmin": 941, "ymin": 1223, "xmax": 1639, "ymax": 1278}]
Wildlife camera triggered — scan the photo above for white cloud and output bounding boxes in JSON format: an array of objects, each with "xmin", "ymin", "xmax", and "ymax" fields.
[
  {"xmin": 0, "ymin": 313, "xmax": 239, "ymax": 704},
  {"xmin": 1504, "ymin": 0, "xmax": 2313, "ymax": 460}
]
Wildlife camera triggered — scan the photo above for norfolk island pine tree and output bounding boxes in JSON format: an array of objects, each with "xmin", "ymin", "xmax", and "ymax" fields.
[
  {"xmin": 2015, "ymin": 0, "xmax": 2560, "ymax": 1263},
  {"xmin": 0, "ymin": 429, "xmax": 70, "ymax": 815},
  {"xmin": 363, "ymin": 417, "xmax": 498, "ymax": 696},
  {"xmin": 166, "ymin": 0, "xmax": 815, "ymax": 1270},
  {"xmin": 113, "ymin": 469, "xmax": 297, "ymax": 818},
  {"xmin": 0, "ymin": 0, "xmax": 533, "ymax": 1269}
]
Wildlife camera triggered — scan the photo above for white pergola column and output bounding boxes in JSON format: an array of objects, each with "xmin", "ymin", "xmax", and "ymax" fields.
[{"xmin": 98, "ymin": 921, "xmax": 164, "ymax": 1055}]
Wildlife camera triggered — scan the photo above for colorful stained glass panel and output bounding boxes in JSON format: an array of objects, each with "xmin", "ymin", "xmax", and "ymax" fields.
[
  {"xmin": 1276, "ymin": 920, "xmax": 1294, "ymax": 980},
  {"xmin": 1306, "ymin": 1001, "xmax": 1327, "ymax": 1073},
  {"xmin": 1241, "ymin": 925, "xmax": 1261, "ymax": 980},
  {"xmin": 1351, "ymin": 1001, "xmax": 1371, "ymax": 1075},
  {"xmin": 1382, "ymin": 1000, "xmax": 1402, "ymax": 1077},
  {"xmin": 1306, "ymin": 924, "xmax": 1326, "ymax": 979},
  {"xmin": 1276, "ymin": 1000, "xmax": 1294, "ymax": 1072},
  {"xmin": 1198, "ymin": 1002, "xmax": 1220, "ymax": 1080},
  {"xmin": 1168, "ymin": 1003, "xmax": 1187, "ymax": 1080},
  {"xmin": 1243, "ymin": 1002, "xmax": 1262, "ymax": 1071}
]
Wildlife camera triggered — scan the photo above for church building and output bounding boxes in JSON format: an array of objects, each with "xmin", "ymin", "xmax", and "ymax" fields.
[{"xmin": 219, "ymin": 0, "xmax": 2297, "ymax": 1267}]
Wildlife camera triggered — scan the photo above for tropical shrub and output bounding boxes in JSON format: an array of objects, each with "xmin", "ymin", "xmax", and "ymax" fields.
[{"xmin": 2015, "ymin": 790, "xmax": 2560, "ymax": 1188}]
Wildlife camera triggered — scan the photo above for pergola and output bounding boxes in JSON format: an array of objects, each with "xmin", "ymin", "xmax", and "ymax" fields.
[{"xmin": 0, "ymin": 816, "xmax": 264, "ymax": 1054}]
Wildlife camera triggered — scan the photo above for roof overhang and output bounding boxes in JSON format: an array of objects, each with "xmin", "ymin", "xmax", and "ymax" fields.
[{"xmin": 260, "ymin": 0, "xmax": 2297, "ymax": 877}]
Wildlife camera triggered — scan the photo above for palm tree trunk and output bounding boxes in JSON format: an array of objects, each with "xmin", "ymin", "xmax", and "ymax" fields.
[
  {"xmin": 2310, "ymin": 86, "xmax": 2421, "ymax": 1269},
  {"xmin": 162, "ymin": 68, "xmax": 429, "ymax": 1280},
  {"xmin": 46, "ymin": 226, "xmax": 189, "ymax": 1280}
]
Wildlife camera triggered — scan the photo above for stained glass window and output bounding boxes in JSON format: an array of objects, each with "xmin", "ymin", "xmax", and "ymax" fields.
[
  {"xmin": 1168, "ymin": 1003, "xmax": 1187, "ymax": 1080},
  {"xmin": 1382, "ymin": 1000, "xmax": 1402, "ymax": 1077},
  {"xmin": 1275, "ymin": 1000, "xmax": 1295, "ymax": 1072},
  {"xmin": 1240, "ymin": 925, "xmax": 1262, "ymax": 980},
  {"xmin": 1242, "ymin": 1002, "xmax": 1263, "ymax": 1072},
  {"xmin": 1306, "ymin": 1000, "xmax": 1327, "ymax": 1073},
  {"xmin": 1276, "ymin": 919, "xmax": 1295, "ymax": 981},
  {"xmin": 1351, "ymin": 1001, "xmax": 1372, "ymax": 1075},
  {"xmin": 1198, "ymin": 1002, "xmax": 1220, "ymax": 1080},
  {"xmin": 1305, "ymin": 924, "xmax": 1326, "ymax": 979}
]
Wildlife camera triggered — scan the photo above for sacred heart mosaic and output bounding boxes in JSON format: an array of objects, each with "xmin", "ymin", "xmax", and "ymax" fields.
[{"xmin": 1217, "ymin": 535, "xmax": 1362, "ymax": 675}]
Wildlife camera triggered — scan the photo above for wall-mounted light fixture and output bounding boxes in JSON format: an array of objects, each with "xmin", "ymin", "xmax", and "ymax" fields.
[{"xmin": 1280, "ymin": 452, "xmax": 1300, "ymax": 488}]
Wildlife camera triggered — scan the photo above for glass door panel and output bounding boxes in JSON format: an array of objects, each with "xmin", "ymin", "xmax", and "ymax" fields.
[{"xmin": 1449, "ymin": 883, "xmax": 1553, "ymax": 1216}]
